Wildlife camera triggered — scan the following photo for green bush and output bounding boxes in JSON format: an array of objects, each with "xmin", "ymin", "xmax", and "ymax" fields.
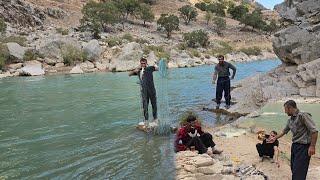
[
  {"xmin": 23, "ymin": 49, "xmax": 38, "ymax": 61},
  {"xmin": 240, "ymin": 46, "xmax": 262, "ymax": 56},
  {"xmin": 0, "ymin": 18, "xmax": 6, "ymax": 34},
  {"xmin": 228, "ymin": 4, "xmax": 249, "ymax": 21},
  {"xmin": 179, "ymin": 5, "xmax": 198, "ymax": 25},
  {"xmin": 195, "ymin": 2, "xmax": 207, "ymax": 11},
  {"xmin": 138, "ymin": 3, "xmax": 155, "ymax": 26},
  {"xmin": 105, "ymin": 37, "xmax": 122, "ymax": 47},
  {"xmin": 143, "ymin": 45, "xmax": 170, "ymax": 60},
  {"xmin": 0, "ymin": 43, "xmax": 9, "ymax": 70},
  {"xmin": 121, "ymin": 33, "xmax": 134, "ymax": 42},
  {"xmin": 135, "ymin": 38, "xmax": 149, "ymax": 44},
  {"xmin": 157, "ymin": 14, "xmax": 180, "ymax": 38},
  {"xmin": 240, "ymin": 9, "xmax": 266, "ymax": 31},
  {"xmin": 62, "ymin": 45, "xmax": 88, "ymax": 66},
  {"xmin": 0, "ymin": 36, "xmax": 27, "ymax": 46},
  {"xmin": 183, "ymin": 30, "xmax": 209, "ymax": 48},
  {"xmin": 56, "ymin": 28, "xmax": 69, "ymax": 35},
  {"xmin": 209, "ymin": 40, "xmax": 233, "ymax": 55},
  {"xmin": 207, "ymin": 3, "xmax": 226, "ymax": 17},
  {"xmin": 188, "ymin": 49, "xmax": 201, "ymax": 58}
]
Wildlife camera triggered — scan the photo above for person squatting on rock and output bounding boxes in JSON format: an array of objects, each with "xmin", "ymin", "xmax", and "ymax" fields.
[
  {"xmin": 212, "ymin": 55, "xmax": 237, "ymax": 109},
  {"xmin": 175, "ymin": 114, "xmax": 222, "ymax": 155},
  {"xmin": 268, "ymin": 100, "xmax": 318, "ymax": 180},
  {"xmin": 129, "ymin": 57, "xmax": 158, "ymax": 123},
  {"xmin": 256, "ymin": 130, "xmax": 280, "ymax": 167}
]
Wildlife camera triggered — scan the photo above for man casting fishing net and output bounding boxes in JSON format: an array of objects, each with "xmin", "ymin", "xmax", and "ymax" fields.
[{"xmin": 129, "ymin": 57, "xmax": 158, "ymax": 125}]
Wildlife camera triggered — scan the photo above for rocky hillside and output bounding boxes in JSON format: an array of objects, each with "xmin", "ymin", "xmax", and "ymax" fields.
[
  {"xmin": 230, "ymin": 0, "xmax": 320, "ymax": 114},
  {"xmin": 0, "ymin": 0, "xmax": 279, "ymax": 78}
]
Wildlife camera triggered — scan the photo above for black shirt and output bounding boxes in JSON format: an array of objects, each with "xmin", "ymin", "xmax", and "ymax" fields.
[
  {"xmin": 138, "ymin": 66, "xmax": 156, "ymax": 93},
  {"xmin": 263, "ymin": 135, "xmax": 279, "ymax": 153}
]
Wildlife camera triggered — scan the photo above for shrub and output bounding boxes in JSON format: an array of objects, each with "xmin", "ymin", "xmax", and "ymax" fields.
[
  {"xmin": 210, "ymin": 40, "xmax": 233, "ymax": 55},
  {"xmin": 188, "ymin": 49, "xmax": 201, "ymax": 58},
  {"xmin": 157, "ymin": 14, "xmax": 180, "ymax": 38},
  {"xmin": 228, "ymin": 5, "xmax": 249, "ymax": 21},
  {"xmin": 240, "ymin": 9, "xmax": 266, "ymax": 31},
  {"xmin": 143, "ymin": 45, "xmax": 170, "ymax": 60},
  {"xmin": 205, "ymin": 11, "xmax": 214, "ymax": 25},
  {"xmin": 23, "ymin": 49, "xmax": 38, "ymax": 61},
  {"xmin": 213, "ymin": 17, "xmax": 226, "ymax": 36},
  {"xmin": 183, "ymin": 30, "xmax": 209, "ymax": 48},
  {"xmin": 0, "ymin": 36, "xmax": 27, "ymax": 46},
  {"xmin": 105, "ymin": 36, "xmax": 122, "ymax": 47},
  {"xmin": 179, "ymin": 5, "xmax": 198, "ymax": 25},
  {"xmin": 0, "ymin": 18, "xmax": 6, "ymax": 34},
  {"xmin": 195, "ymin": 2, "xmax": 207, "ymax": 11},
  {"xmin": 135, "ymin": 38, "xmax": 149, "ymax": 44},
  {"xmin": 62, "ymin": 45, "xmax": 87, "ymax": 66},
  {"xmin": 177, "ymin": 43, "xmax": 187, "ymax": 50},
  {"xmin": 121, "ymin": 33, "xmax": 134, "ymax": 42},
  {"xmin": 207, "ymin": 3, "xmax": 226, "ymax": 17},
  {"xmin": 0, "ymin": 43, "xmax": 9, "ymax": 70},
  {"xmin": 56, "ymin": 28, "xmax": 69, "ymax": 35},
  {"xmin": 240, "ymin": 46, "xmax": 262, "ymax": 56}
]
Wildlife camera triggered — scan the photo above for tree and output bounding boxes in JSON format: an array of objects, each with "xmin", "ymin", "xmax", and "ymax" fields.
[
  {"xmin": 178, "ymin": 5, "xmax": 198, "ymax": 25},
  {"xmin": 183, "ymin": 30, "xmax": 209, "ymax": 48},
  {"xmin": 214, "ymin": 17, "xmax": 226, "ymax": 36},
  {"xmin": 157, "ymin": 14, "xmax": 179, "ymax": 38},
  {"xmin": 228, "ymin": 5, "xmax": 249, "ymax": 21},
  {"xmin": 205, "ymin": 11, "xmax": 214, "ymax": 25},
  {"xmin": 263, "ymin": 19, "xmax": 279, "ymax": 35},
  {"xmin": 80, "ymin": 1, "xmax": 119, "ymax": 38},
  {"xmin": 0, "ymin": 18, "xmax": 6, "ymax": 34},
  {"xmin": 207, "ymin": 3, "xmax": 226, "ymax": 17},
  {"xmin": 240, "ymin": 9, "xmax": 266, "ymax": 31},
  {"xmin": 139, "ymin": 3, "xmax": 155, "ymax": 26},
  {"xmin": 195, "ymin": 2, "xmax": 207, "ymax": 11},
  {"xmin": 114, "ymin": 0, "xmax": 140, "ymax": 20}
]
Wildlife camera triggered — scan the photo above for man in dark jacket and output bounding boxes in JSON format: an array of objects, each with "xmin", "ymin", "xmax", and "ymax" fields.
[
  {"xmin": 212, "ymin": 55, "xmax": 236, "ymax": 109},
  {"xmin": 129, "ymin": 58, "xmax": 158, "ymax": 123}
]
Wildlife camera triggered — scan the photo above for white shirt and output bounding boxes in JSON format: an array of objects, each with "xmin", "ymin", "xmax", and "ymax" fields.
[{"xmin": 140, "ymin": 67, "xmax": 145, "ymax": 80}]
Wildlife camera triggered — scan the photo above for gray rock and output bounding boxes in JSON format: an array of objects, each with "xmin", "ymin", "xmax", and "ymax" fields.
[
  {"xmin": 111, "ymin": 42, "xmax": 143, "ymax": 71},
  {"xmin": 70, "ymin": 66, "xmax": 84, "ymax": 74},
  {"xmin": 300, "ymin": 86, "xmax": 316, "ymax": 97},
  {"xmin": 46, "ymin": 7, "xmax": 66, "ymax": 19},
  {"xmin": 55, "ymin": 63, "xmax": 65, "ymax": 68},
  {"xmin": 20, "ymin": 60, "xmax": 45, "ymax": 76},
  {"xmin": 8, "ymin": 63, "xmax": 23, "ymax": 70},
  {"xmin": 83, "ymin": 40, "xmax": 102, "ymax": 61},
  {"xmin": 6, "ymin": 43, "xmax": 26, "ymax": 62},
  {"xmin": 95, "ymin": 62, "xmax": 107, "ymax": 71}
]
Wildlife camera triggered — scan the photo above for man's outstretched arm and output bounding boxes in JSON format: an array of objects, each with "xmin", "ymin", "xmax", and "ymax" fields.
[
  {"xmin": 128, "ymin": 68, "xmax": 140, "ymax": 76},
  {"xmin": 229, "ymin": 63, "xmax": 237, "ymax": 79}
]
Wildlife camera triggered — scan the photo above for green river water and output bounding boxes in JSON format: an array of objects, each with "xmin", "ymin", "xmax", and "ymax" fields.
[{"xmin": 0, "ymin": 59, "xmax": 281, "ymax": 179}]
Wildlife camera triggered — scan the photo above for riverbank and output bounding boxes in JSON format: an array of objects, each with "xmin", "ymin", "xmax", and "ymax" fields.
[{"xmin": 0, "ymin": 52, "xmax": 277, "ymax": 79}]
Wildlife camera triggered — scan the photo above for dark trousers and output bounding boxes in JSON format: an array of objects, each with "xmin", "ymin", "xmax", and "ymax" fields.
[
  {"xmin": 142, "ymin": 90, "xmax": 157, "ymax": 121},
  {"xmin": 256, "ymin": 143, "xmax": 274, "ymax": 158},
  {"xmin": 216, "ymin": 77, "xmax": 231, "ymax": 106},
  {"xmin": 291, "ymin": 143, "xmax": 311, "ymax": 180},
  {"xmin": 186, "ymin": 133, "xmax": 216, "ymax": 154}
]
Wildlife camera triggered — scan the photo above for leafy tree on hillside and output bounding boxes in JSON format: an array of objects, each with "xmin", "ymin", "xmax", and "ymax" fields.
[
  {"xmin": 240, "ymin": 9, "xmax": 266, "ymax": 31},
  {"xmin": 228, "ymin": 4, "xmax": 249, "ymax": 21},
  {"xmin": 138, "ymin": 3, "xmax": 155, "ymax": 26},
  {"xmin": 179, "ymin": 5, "xmax": 198, "ymax": 25},
  {"xmin": 80, "ymin": 1, "xmax": 119, "ymax": 38},
  {"xmin": 114, "ymin": 0, "xmax": 140, "ymax": 20},
  {"xmin": 157, "ymin": 14, "xmax": 179, "ymax": 38},
  {"xmin": 214, "ymin": 17, "xmax": 226, "ymax": 36},
  {"xmin": 183, "ymin": 30, "xmax": 209, "ymax": 48},
  {"xmin": 207, "ymin": 2, "xmax": 226, "ymax": 17}
]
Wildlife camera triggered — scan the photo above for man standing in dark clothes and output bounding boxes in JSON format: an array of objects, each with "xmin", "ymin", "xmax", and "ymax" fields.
[
  {"xmin": 129, "ymin": 58, "xmax": 158, "ymax": 123},
  {"xmin": 212, "ymin": 55, "xmax": 236, "ymax": 109},
  {"xmin": 269, "ymin": 100, "xmax": 318, "ymax": 180},
  {"xmin": 256, "ymin": 131, "xmax": 280, "ymax": 166}
]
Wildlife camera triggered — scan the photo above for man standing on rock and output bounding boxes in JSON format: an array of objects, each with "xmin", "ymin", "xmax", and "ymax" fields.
[
  {"xmin": 269, "ymin": 100, "xmax": 318, "ymax": 180},
  {"xmin": 129, "ymin": 57, "xmax": 158, "ymax": 124},
  {"xmin": 212, "ymin": 55, "xmax": 236, "ymax": 109}
]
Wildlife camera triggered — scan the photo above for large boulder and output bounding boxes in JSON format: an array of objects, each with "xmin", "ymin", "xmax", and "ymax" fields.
[
  {"xmin": 70, "ymin": 66, "xmax": 84, "ymax": 74},
  {"xmin": 83, "ymin": 40, "xmax": 102, "ymax": 61},
  {"xmin": 273, "ymin": 0, "xmax": 320, "ymax": 65},
  {"xmin": 20, "ymin": 60, "xmax": 45, "ymax": 76},
  {"xmin": 6, "ymin": 43, "xmax": 26, "ymax": 62},
  {"xmin": 110, "ymin": 42, "xmax": 143, "ymax": 71}
]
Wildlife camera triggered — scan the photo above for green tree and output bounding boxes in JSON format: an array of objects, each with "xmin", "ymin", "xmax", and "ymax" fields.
[
  {"xmin": 240, "ymin": 9, "xmax": 266, "ymax": 31},
  {"xmin": 138, "ymin": 3, "xmax": 155, "ymax": 26},
  {"xmin": 214, "ymin": 16, "xmax": 226, "ymax": 36},
  {"xmin": 157, "ymin": 14, "xmax": 180, "ymax": 38},
  {"xmin": 205, "ymin": 11, "xmax": 214, "ymax": 25},
  {"xmin": 183, "ymin": 30, "xmax": 209, "ymax": 48},
  {"xmin": 114, "ymin": 0, "xmax": 140, "ymax": 20},
  {"xmin": 80, "ymin": 1, "xmax": 119, "ymax": 38},
  {"xmin": 228, "ymin": 5, "xmax": 249, "ymax": 21},
  {"xmin": 195, "ymin": 2, "xmax": 207, "ymax": 11},
  {"xmin": 0, "ymin": 18, "xmax": 6, "ymax": 34},
  {"xmin": 178, "ymin": 5, "xmax": 198, "ymax": 25},
  {"xmin": 207, "ymin": 3, "xmax": 226, "ymax": 17}
]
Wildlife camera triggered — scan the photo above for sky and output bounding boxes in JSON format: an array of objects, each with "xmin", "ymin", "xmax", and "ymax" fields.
[{"xmin": 256, "ymin": 0, "xmax": 284, "ymax": 9}]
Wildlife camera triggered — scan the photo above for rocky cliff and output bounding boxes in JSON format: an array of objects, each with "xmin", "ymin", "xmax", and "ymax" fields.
[{"xmin": 230, "ymin": 0, "xmax": 320, "ymax": 114}]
